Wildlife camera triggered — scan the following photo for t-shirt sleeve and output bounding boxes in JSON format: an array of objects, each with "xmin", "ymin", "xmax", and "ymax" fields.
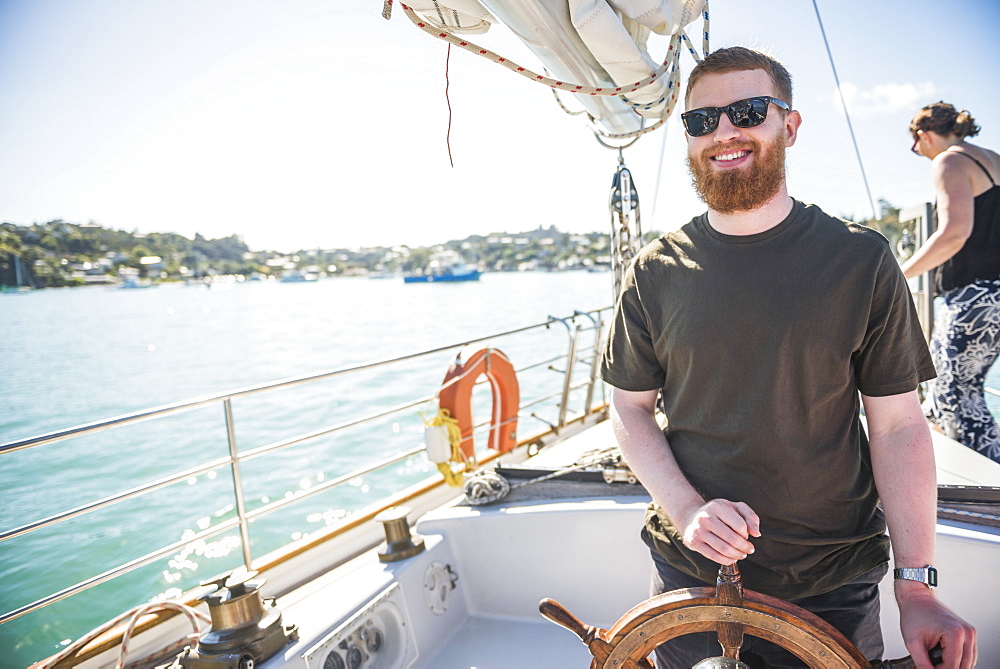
[
  {"xmin": 600, "ymin": 262, "xmax": 665, "ymax": 392},
  {"xmin": 854, "ymin": 246, "xmax": 936, "ymax": 396}
]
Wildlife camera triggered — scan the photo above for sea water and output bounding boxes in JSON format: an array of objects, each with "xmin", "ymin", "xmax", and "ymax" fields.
[
  {"xmin": 0, "ymin": 271, "xmax": 615, "ymax": 667},
  {"xmin": 2, "ymin": 272, "xmax": 999, "ymax": 668}
]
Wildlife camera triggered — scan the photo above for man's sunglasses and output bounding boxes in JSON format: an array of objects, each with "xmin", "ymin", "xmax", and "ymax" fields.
[{"xmin": 681, "ymin": 96, "xmax": 791, "ymax": 137}]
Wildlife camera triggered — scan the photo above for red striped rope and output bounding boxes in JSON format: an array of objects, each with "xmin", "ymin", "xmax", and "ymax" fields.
[{"xmin": 399, "ymin": 3, "xmax": 674, "ymax": 97}]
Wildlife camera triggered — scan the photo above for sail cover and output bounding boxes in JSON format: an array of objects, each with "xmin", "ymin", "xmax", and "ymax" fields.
[{"xmin": 403, "ymin": 0, "xmax": 706, "ymax": 135}]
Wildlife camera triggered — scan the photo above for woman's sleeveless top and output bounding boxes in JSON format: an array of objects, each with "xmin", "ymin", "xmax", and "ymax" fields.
[{"xmin": 936, "ymin": 151, "xmax": 1000, "ymax": 293}]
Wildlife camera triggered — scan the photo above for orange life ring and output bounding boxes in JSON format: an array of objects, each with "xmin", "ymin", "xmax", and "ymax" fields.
[{"xmin": 438, "ymin": 348, "xmax": 520, "ymax": 459}]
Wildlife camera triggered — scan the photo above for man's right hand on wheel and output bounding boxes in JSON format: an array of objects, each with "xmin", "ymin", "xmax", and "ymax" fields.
[{"xmin": 678, "ymin": 498, "xmax": 761, "ymax": 565}]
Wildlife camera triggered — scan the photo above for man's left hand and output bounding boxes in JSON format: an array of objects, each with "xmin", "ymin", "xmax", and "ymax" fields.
[{"xmin": 897, "ymin": 584, "xmax": 976, "ymax": 669}]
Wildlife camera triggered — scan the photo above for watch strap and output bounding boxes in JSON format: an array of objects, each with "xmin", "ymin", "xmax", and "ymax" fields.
[{"xmin": 893, "ymin": 566, "xmax": 938, "ymax": 588}]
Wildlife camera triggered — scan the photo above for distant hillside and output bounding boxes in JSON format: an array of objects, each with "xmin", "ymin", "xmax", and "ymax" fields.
[{"xmin": 0, "ymin": 220, "xmax": 622, "ymax": 288}]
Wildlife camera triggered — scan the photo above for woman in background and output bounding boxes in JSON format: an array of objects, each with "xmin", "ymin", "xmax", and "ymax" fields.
[{"xmin": 902, "ymin": 101, "xmax": 1000, "ymax": 462}]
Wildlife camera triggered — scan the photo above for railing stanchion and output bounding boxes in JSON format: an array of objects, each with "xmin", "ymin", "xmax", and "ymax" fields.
[
  {"xmin": 224, "ymin": 398, "xmax": 254, "ymax": 570},
  {"xmin": 901, "ymin": 202, "xmax": 937, "ymax": 342},
  {"xmin": 558, "ymin": 325, "xmax": 581, "ymax": 427},
  {"xmin": 578, "ymin": 312, "xmax": 605, "ymax": 415}
]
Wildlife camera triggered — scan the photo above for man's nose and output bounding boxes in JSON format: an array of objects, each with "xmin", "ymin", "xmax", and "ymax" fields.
[{"xmin": 712, "ymin": 113, "xmax": 742, "ymax": 142}]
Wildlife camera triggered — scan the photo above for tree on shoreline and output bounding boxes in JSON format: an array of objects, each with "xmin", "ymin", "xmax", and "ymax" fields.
[{"xmin": 1, "ymin": 219, "xmax": 622, "ymax": 288}]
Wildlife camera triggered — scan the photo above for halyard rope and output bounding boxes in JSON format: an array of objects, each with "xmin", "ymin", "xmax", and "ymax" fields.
[
  {"xmin": 550, "ymin": 84, "xmax": 590, "ymax": 117},
  {"xmin": 393, "ymin": 2, "xmax": 709, "ymax": 142},
  {"xmin": 699, "ymin": 2, "xmax": 710, "ymax": 55},
  {"xmin": 116, "ymin": 602, "xmax": 207, "ymax": 669},
  {"xmin": 445, "ymin": 43, "xmax": 455, "ymax": 167},
  {"xmin": 398, "ymin": 2, "xmax": 675, "ymax": 98}
]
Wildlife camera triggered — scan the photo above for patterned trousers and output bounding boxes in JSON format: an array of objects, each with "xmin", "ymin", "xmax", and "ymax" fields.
[{"xmin": 925, "ymin": 278, "xmax": 1000, "ymax": 463}]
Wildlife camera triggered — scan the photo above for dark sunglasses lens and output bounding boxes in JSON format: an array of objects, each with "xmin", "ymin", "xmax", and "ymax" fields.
[
  {"xmin": 684, "ymin": 110, "xmax": 718, "ymax": 136},
  {"xmin": 684, "ymin": 98, "xmax": 772, "ymax": 136},
  {"xmin": 728, "ymin": 98, "xmax": 768, "ymax": 128}
]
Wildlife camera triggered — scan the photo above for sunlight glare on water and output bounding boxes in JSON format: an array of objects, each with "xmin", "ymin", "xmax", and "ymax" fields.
[{"xmin": 0, "ymin": 271, "xmax": 613, "ymax": 667}]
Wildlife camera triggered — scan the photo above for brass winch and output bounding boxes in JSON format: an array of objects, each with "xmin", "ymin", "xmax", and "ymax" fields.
[{"xmin": 179, "ymin": 569, "xmax": 298, "ymax": 669}]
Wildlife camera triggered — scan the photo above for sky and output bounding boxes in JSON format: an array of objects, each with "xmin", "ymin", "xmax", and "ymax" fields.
[{"xmin": 1, "ymin": 0, "xmax": 998, "ymax": 252}]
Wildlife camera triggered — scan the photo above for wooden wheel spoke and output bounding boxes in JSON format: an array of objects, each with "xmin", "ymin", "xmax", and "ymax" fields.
[
  {"xmin": 605, "ymin": 603, "xmax": 863, "ymax": 667},
  {"xmin": 540, "ymin": 564, "xmax": 872, "ymax": 668}
]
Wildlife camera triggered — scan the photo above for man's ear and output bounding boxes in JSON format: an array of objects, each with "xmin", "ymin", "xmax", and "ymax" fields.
[{"xmin": 785, "ymin": 110, "xmax": 802, "ymax": 147}]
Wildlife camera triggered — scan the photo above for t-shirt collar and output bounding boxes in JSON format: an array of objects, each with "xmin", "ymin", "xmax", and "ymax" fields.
[{"xmin": 698, "ymin": 199, "xmax": 802, "ymax": 244}]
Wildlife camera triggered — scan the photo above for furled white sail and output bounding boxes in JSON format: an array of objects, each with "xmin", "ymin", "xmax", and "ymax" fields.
[
  {"xmin": 403, "ymin": 0, "xmax": 495, "ymax": 33},
  {"xmin": 403, "ymin": 0, "xmax": 706, "ymax": 136}
]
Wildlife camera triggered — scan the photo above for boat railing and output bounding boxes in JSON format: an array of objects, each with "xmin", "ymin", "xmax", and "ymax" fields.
[
  {"xmin": 892, "ymin": 203, "xmax": 999, "ymax": 400},
  {"xmin": 0, "ymin": 307, "xmax": 612, "ymax": 628},
  {"xmin": 898, "ymin": 202, "xmax": 937, "ymax": 341}
]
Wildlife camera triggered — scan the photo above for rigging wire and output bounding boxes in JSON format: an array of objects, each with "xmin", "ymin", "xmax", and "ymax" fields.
[
  {"xmin": 652, "ymin": 0, "xmax": 708, "ymax": 220},
  {"xmin": 812, "ymin": 0, "xmax": 879, "ymax": 222},
  {"xmin": 650, "ymin": 119, "xmax": 670, "ymax": 220}
]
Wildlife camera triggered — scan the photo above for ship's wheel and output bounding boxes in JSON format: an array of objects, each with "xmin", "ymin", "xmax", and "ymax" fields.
[{"xmin": 540, "ymin": 563, "xmax": 937, "ymax": 669}]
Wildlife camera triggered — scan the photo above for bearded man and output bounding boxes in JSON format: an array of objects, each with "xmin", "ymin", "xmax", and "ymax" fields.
[{"xmin": 601, "ymin": 47, "xmax": 976, "ymax": 669}]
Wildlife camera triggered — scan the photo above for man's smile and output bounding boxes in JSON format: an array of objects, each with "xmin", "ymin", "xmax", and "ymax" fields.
[{"xmin": 711, "ymin": 149, "xmax": 751, "ymax": 163}]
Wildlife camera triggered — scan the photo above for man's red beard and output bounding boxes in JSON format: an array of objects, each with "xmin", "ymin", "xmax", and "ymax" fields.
[{"xmin": 687, "ymin": 135, "xmax": 787, "ymax": 214}]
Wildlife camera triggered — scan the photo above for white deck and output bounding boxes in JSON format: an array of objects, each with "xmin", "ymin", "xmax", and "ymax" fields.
[
  {"xmin": 419, "ymin": 617, "xmax": 593, "ymax": 667},
  {"xmin": 930, "ymin": 423, "xmax": 1000, "ymax": 486},
  {"xmin": 253, "ymin": 420, "xmax": 1000, "ymax": 669}
]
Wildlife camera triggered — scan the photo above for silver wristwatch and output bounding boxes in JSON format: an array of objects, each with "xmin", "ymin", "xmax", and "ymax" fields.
[{"xmin": 893, "ymin": 565, "xmax": 938, "ymax": 588}]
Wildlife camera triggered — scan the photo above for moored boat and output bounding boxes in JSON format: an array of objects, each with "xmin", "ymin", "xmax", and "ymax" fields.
[
  {"xmin": 404, "ymin": 253, "xmax": 482, "ymax": 283},
  {"xmin": 402, "ymin": 265, "xmax": 481, "ymax": 283}
]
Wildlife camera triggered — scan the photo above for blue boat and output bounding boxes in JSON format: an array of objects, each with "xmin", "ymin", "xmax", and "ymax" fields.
[{"xmin": 404, "ymin": 264, "xmax": 481, "ymax": 283}]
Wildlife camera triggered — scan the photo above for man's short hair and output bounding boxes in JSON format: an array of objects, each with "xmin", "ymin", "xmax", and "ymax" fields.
[{"xmin": 685, "ymin": 46, "xmax": 793, "ymax": 109}]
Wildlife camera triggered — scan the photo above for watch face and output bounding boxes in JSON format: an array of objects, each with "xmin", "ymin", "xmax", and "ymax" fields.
[{"xmin": 928, "ymin": 567, "xmax": 938, "ymax": 588}]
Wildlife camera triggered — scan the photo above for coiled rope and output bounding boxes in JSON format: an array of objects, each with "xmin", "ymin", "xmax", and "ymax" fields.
[
  {"xmin": 39, "ymin": 600, "xmax": 209, "ymax": 669},
  {"xmin": 463, "ymin": 446, "xmax": 627, "ymax": 505}
]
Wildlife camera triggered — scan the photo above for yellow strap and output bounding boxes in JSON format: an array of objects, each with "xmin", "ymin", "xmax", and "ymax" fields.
[
  {"xmin": 436, "ymin": 462, "xmax": 464, "ymax": 487},
  {"xmin": 426, "ymin": 408, "xmax": 470, "ymax": 487}
]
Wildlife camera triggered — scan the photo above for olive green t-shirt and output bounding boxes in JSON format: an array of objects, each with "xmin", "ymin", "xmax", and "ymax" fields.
[{"xmin": 601, "ymin": 200, "xmax": 936, "ymax": 600}]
